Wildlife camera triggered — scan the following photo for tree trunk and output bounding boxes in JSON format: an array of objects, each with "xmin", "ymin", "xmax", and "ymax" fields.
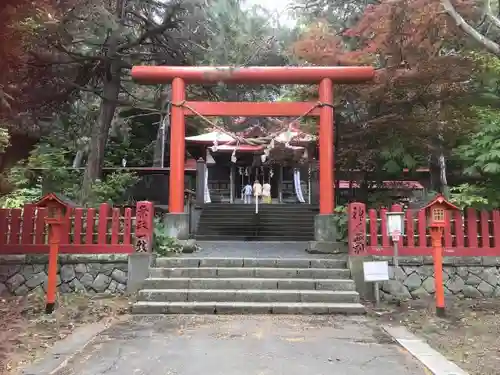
[
  {"xmin": 80, "ymin": 0, "xmax": 125, "ymax": 204},
  {"xmin": 80, "ymin": 60, "xmax": 121, "ymax": 203},
  {"xmin": 429, "ymin": 154, "xmax": 441, "ymax": 193},
  {"xmin": 72, "ymin": 150, "xmax": 85, "ymax": 168},
  {"xmin": 439, "ymin": 152, "xmax": 449, "ymax": 197},
  {"xmin": 153, "ymin": 90, "xmax": 171, "ymax": 167}
]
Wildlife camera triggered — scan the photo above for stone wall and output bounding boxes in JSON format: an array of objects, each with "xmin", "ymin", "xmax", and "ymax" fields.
[
  {"xmin": 371, "ymin": 256, "xmax": 500, "ymax": 300},
  {"xmin": 0, "ymin": 254, "xmax": 128, "ymax": 296}
]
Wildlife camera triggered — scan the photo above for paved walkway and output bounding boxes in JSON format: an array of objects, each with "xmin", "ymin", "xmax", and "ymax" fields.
[
  {"xmin": 192, "ymin": 241, "xmax": 341, "ymax": 258},
  {"xmin": 51, "ymin": 315, "xmax": 427, "ymax": 375}
]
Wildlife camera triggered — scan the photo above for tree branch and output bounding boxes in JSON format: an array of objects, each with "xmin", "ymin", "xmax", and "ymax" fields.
[
  {"xmin": 484, "ymin": 0, "xmax": 500, "ymax": 30},
  {"xmin": 117, "ymin": 3, "xmax": 183, "ymax": 51},
  {"xmin": 441, "ymin": 0, "xmax": 500, "ymax": 56}
]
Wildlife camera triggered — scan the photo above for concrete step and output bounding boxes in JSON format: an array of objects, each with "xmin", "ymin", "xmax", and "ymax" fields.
[
  {"xmin": 137, "ymin": 289, "xmax": 360, "ymax": 303},
  {"xmin": 200, "ymin": 212, "xmax": 316, "ymax": 218},
  {"xmin": 195, "ymin": 235, "xmax": 314, "ymax": 241},
  {"xmin": 131, "ymin": 301, "xmax": 365, "ymax": 315},
  {"xmin": 149, "ymin": 267, "xmax": 351, "ymax": 279},
  {"xmin": 141, "ymin": 277, "xmax": 356, "ymax": 291},
  {"xmin": 199, "ymin": 223, "xmax": 315, "ymax": 229},
  {"xmin": 155, "ymin": 257, "xmax": 347, "ymax": 269},
  {"xmin": 201, "ymin": 204, "xmax": 318, "ymax": 210}
]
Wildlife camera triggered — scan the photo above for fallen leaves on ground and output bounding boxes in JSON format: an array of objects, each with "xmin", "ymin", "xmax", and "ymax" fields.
[
  {"xmin": 370, "ymin": 297, "xmax": 500, "ymax": 375},
  {"xmin": 0, "ymin": 291, "xmax": 130, "ymax": 375}
]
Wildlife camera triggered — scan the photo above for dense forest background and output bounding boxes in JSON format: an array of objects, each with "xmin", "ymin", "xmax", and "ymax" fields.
[{"xmin": 2, "ymin": 0, "xmax": 500, "ymax": 209}]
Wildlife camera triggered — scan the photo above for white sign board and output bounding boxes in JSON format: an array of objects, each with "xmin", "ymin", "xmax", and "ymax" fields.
[
  {"xmin": 363, "ymin": 261, "xmax": 389, "ymax": 282},
  {"xmin": 387, "ymin": 214, "xmax": 403, "ymax": 235}
]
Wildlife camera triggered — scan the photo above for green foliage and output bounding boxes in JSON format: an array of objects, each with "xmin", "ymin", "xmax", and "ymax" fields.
[
  {"xmin": 0, "ymin": 127, "xmax": 10, "ymax": 153},
  {"xmin": 199, "ymin": 0, "xmax": 289, "ymax": 109},
  {"xmin": 88, "ymin": 171, "xmax": 139, "ymax": 206},
  {"xmin": 0, "ymin": 166, "xmax": 42, "ymax": 208},
  {"xmin": 454, "ymin": 107, "xmax": 500, "ymax": 208},
  {"xmin": 449, "ymin": 184, "xmax": 489, "ymax": 209},
  {"xmin": 379, "ymin": 145, "xmax": 419, "ymax": 174},
  {"xmin": 456, "ymin": 108, "xmax": 500, "ymax": 175},
  {"xmin": 0, "ymin": 143, "xmax": 139, "ymax": 208},
  {"xmin": 366, "ymin": 191, "xmax": 398, "ymax": 208},
  {"xmin": 153, "ymin": 218, "xmax": 183, "ymax": 256}
]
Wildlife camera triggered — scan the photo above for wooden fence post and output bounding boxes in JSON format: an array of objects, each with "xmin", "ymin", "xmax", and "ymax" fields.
[
  {"xmin": 134, "ymin": 201, "xmax": 154, "ymax": 252},
  {"xmin": 348, "ymin": 202, "xmax": 367, "ymax": 256}
]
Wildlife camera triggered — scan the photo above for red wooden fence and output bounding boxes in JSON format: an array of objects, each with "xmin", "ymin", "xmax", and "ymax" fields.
[
  {"xmin": 0, "ymin": 202, "xmax": 152, "ymax": 254},
  {"xmin": 348, "ymin": 202, "xmax": 500, "ymax": 257}
]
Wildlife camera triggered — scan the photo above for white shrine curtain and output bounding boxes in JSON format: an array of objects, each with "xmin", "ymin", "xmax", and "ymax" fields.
[
  {"xmin": 204, "ymin": 165, "xmax": 211, "ymax": 203},
  {"xmin": 293, "ymin": 168, "xmax": 306, "ymax": 203}
]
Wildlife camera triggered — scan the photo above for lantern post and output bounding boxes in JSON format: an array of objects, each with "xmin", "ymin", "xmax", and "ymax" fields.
[
  {"xmin": 421, "ymin": 195, "xmax": 459, "ymax": 317},
  {"xmin": 35, "ymin": 193, "xmax": 74, "ymax": 314},
  {"xmin": 386, "ymin": 211, "xmax": 405, "ymax": 268}
]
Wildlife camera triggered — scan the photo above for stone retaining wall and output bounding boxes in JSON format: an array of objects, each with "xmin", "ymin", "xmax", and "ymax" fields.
[
  {"xmin": 0, "ymin": 254, "xmax": 128, "ymax": 296},
  {"xmin": 371, "ymin": 256, "xmax": 500, "ymax": 300}
]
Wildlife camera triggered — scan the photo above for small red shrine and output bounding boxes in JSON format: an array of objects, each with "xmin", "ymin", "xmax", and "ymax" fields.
[{"xmin": 421, "ymin": 194, "xmax": 459, "ymax": 228}]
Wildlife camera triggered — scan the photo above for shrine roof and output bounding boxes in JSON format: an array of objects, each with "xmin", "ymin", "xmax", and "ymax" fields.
[
  {"xmin": 185, "ymin": 119, "xmax": 316, "ymax": 146},
  {"xmin": 216, "ymin": 144, "xmax": 264, "ymax": 152},
  {"xmin": 185, "ymin": 131, "xmax": 235, "ymax": 143},
  {"xmin": 420, "ymin": 194, "xmax": 459, "ymax": 210},
  {"xmin": 338, "ymin": 181, "xmax": 424, "ymax": 189}
]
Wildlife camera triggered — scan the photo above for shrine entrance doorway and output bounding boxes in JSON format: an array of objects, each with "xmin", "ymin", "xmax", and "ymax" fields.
[{"xmin": 234, "ymin": 166, "xmax": 279, "ymax": 204}]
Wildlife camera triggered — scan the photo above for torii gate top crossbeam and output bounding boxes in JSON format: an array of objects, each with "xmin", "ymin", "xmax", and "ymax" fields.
[{"xmin": 131, "ymin": 66, "xmax": 374, "ymax": 84}]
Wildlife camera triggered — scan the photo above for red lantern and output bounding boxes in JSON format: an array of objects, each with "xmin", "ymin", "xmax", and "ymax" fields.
[
  {"xmin": 419, "ymin": 194, "xmax": 459, "ymax": 317},
  {"xmin": 35, "ymin": 193, "xmax": 76, "ymax": 313},
  {"xmin": 421, "ymin": 194, "xmax": 459, "ymax": 229}
]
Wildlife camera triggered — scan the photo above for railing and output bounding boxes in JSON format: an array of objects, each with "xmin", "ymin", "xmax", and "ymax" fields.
[
  {"xmin": 0, "ymin": 201, "xmax": 155, "ymax": 254},
  {"xmin": 348, "ymin": 202, "xmax": 500, "ymax": 256}
]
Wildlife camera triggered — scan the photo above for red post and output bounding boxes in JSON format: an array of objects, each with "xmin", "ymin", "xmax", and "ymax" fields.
[
  {"xmin": 417, "ymin": 209, "xmax": 427, "ymax": 247},
  {"xmin": 46, "ymin": 218, "xmax": 62, "ymax": 314},
  {"xmin": 319, "ymin": 78, "xmax": 334, "ymax": 214},
  {"xmin": 98, "ymin": 203, "xmax": 110, "ymax": 244},
  {"xmin": 169, "ymin": 77, "xmax": 186, "ymax": 213},
  {"xmin": 406, "ymin": 210, "xmax": 415, "ymax": 247},
  {"xmin": 0, "ymin": 209, "xmax": 7, "ymax": 244},
  {"xmin": 380, "ymin": 208, "xmax": 389, "ymax": 247},
  {"xmin": 21, "ymin": 204, "xmax": 35, "ymax": 244},
  {"xmin": 430, "ymin": 227, "xmax": 445, "ymax": 317},
  {"xmin": 124, "ymin": 207, "xmax": 132, "ymax": 245},
  {"xmin": 368, "ymin": 209, "xmax": 378, "ymax": 247},
  {"xmin": 466, "ymin": 208, "xmax": 478, "ymax": 247},
  {"xmin": 9, "ymin": 209, "xmax": 21, "ymax": 244}
]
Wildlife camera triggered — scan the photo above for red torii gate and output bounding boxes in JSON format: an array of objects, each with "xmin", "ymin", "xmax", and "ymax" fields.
[{"xmin": 131, "ymin": 66, "xmax": 374, "ymax": 217}]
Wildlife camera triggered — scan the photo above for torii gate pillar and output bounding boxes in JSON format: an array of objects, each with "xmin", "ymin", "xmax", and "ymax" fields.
[{"xmin": 132, "ymin": 66, "xmax": 374, "ymax": 244}]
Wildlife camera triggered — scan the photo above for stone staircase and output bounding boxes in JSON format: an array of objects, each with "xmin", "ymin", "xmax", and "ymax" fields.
[
  {"xmin": 132, "ymin": 256, "xmax": 365, "ymax": 314},
  {"xmin": 195, "ymin": 204, "xmax": 317, "ymax": 241}
]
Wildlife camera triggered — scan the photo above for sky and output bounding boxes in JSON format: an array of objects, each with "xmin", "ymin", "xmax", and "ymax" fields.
[
  {"xmin": 246, "ymin": 0, "xmax": 292, "ymax": 12},
  {"xmin": 244, "ymin": 0, "xmax": 295, "ymax": 26}
]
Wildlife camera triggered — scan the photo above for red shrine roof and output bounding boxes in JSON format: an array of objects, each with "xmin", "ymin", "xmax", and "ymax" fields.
[
  {"xmin": 185, "ymin": 131, "xmax": 235, "ymax": 144},
  {"xmin": 338, "ymin": 181, "xmax": 424, "ymax": 189},
  {"xmin": 185, "ymin": 119, "xmax": 316, "ymax": 152}
]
